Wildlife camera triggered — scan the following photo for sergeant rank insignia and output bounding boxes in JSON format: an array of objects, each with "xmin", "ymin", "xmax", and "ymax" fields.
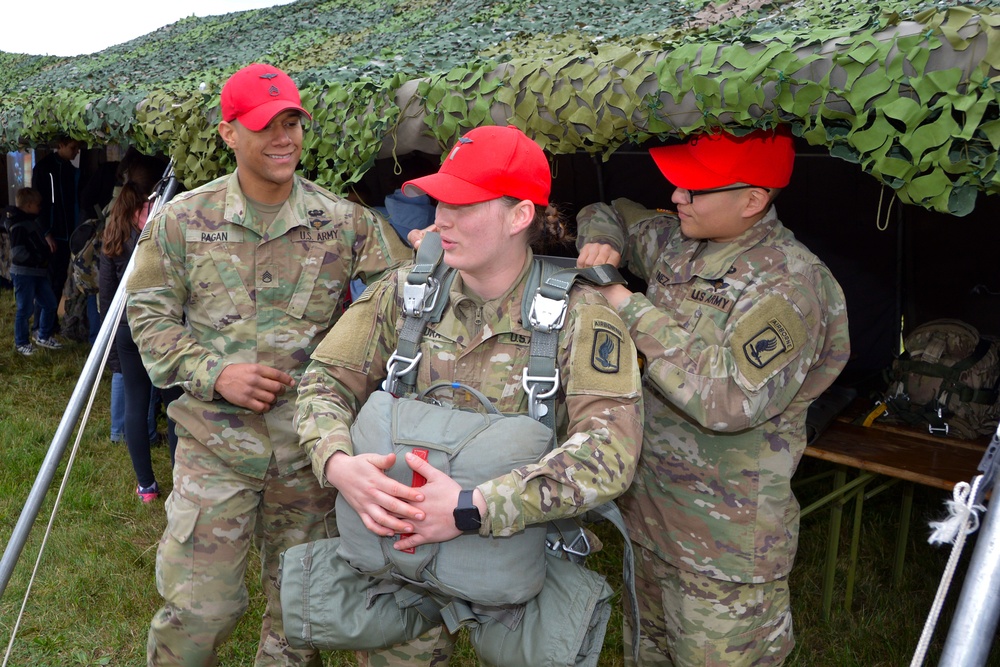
[{"xmin": 743, "ymin": 318, "xmax": 793, "ymax": 368}]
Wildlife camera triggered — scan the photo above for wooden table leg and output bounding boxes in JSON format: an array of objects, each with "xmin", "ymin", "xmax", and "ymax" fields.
[
  {"xmin": 893, "ymin": 482, "xmax": 915, "ymax": 587},
  {"xmin": 822, "ymin": 468, "xmax": 848, "ymax": 620}
]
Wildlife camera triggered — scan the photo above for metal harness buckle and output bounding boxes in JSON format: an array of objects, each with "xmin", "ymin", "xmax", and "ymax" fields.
[
  {"xmin": 523, "ymin": 369, "xmax": 560, "ymax": 420},
  {"xmin": 403, "ymin": 276, "xmax": 442, "ymax": 317},
  {"xmin": 528, "ymin": 293, "xmax": 567, "ymax": 333},
  {"xmin": 548, "ymin": 528, "xmax": 591, "ymax": 559},
  {"xmin": 383, "ymin": 351, "xmax": 423, "ymax": 395}
]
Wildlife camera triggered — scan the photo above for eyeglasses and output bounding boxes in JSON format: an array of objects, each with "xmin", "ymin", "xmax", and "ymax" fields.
[{"xmin": 676, "ymin": 184, "xmax": 765, "ymax": 205}]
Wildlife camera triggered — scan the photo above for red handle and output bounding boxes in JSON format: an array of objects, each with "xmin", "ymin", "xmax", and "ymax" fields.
[{"xmin": 399, "ymin": 448, "xmax": 429, "ymax": 553}]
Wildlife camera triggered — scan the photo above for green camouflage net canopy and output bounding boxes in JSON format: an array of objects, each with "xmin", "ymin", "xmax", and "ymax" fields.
[{"xmin": 1, "ymin": 0, "xmax": 998, "ymax": 215}]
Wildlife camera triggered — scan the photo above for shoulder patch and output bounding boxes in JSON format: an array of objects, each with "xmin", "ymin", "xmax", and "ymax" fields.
[
  {"xmin": 567, "ymin": 305, "xmax": 637, "ymax": 397},
  {"xmin": 591, "ymin": 320, "xmax": 623, "ymax": 373},
  {"xmin": 732, "ymin": 295, "xmax": 807, "ymax": 390}
]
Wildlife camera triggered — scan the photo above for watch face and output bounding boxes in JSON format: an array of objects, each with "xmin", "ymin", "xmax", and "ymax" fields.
[
  {"xmin": 454, "ymin": 506, "xmax": 481, "ymax": 532},
  {"xmin": 454, "ymin": 489, "xmax": 481, "ymax": 532}
]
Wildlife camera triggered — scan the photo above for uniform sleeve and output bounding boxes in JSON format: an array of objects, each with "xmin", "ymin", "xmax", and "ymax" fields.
[
  {"xmin": 350, "ymin": 207, "xmax": 413, "ymax": 287},
  {"xmin": 477, "ymin": 293, "xmax": 644, "ymax": 536},
  {"xmin": 575, "ymin": 201, "xmax": 628, "ymax": 252},
  {"xmin": 124, "ymin": 209, "xmax": 226, "ymax": 401},
  {"xmin": 620, "ymin": 274, "xmax": 833, "ymax": 431},
  {"xmin": 294, "ymin": 276, "xmax": 400, "ymax": 485},
  {"xmin": 32, "ymin": 164, "xmax": 54, "ymax": 235},
  {"xmin": 576, "ymin": 198, "xmax": 677, "ymax": 284}
]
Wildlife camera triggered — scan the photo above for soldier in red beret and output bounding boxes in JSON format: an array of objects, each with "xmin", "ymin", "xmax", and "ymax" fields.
[{"xmin": 577, "ymin": 127, "xmax": 851, "ymax": 666}]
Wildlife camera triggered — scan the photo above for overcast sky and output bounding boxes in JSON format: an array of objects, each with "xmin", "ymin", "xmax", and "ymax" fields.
[{"xmin": 2, "ymin": 0, "xmax": 297, "ymax": 57}]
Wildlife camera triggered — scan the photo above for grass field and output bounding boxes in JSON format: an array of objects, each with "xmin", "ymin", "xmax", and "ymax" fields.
[{"xmin": 2, "ymin": 284, "xmax": 1000, "ymax": 666}]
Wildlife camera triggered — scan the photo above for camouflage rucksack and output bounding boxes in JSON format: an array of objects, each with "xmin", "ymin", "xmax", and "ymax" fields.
[
  {"xmin": 878, "ymin": 319, "xmax": 1000, "ymax": 439},
  {"xmin": 69, "ymin": 206, "xmax": 107, "ymax": 296}
]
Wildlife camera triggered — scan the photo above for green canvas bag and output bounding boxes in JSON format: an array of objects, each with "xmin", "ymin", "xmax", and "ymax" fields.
[{"xmin": 279, "ymin": 536, "xmax": 615, "ymax": 667}]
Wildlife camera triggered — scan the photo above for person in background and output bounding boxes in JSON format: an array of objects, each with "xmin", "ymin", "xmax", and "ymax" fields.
[
  {"xmin": 126, "ymin": 63, "xmax": 411, "ymax": 666},
  {"xmin": 5, "ymin": 187, "xmax": 62, "ymax": 355},
  {"xmin": 0, "ymin": 212, "xmax": 12, "ymax": 290},
  {"xmin": 33, "ymin": 134, "xmax": 81, "ymax": 337},
  {"xmin": 100, "ymin": 152, "xmax": 182, "ymax": 502},
  {"xmin": 575, "ymin": 127, "xmax": 850, "ymax": 666}
]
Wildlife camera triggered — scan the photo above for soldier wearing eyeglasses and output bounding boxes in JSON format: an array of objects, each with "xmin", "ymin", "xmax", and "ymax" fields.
[{"xmin": 576, "ymin": 127, "xmax": 851, "ymax": 667}]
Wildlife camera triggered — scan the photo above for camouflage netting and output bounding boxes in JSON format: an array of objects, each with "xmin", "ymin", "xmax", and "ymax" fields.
[{"xmin": 1, "ymin": 0, "xmax": 998, "ymax": 215}]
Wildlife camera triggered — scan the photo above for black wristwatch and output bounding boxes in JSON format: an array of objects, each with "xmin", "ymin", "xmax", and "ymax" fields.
[{"xmin": 453, "ymin": 489, "xmax": 482, "ymax": 532}]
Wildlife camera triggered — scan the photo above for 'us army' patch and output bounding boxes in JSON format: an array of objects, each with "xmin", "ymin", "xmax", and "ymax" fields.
[{"xmin": 591, "ymin": 319, "xmax": 622, "ymax": 373}]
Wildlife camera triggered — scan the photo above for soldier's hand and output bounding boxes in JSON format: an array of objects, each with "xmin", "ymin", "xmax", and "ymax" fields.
[
  {"xmin": 325, "ymin": 451, "xmax": 425, "ymax": 537},
  {"xmin": 407, "ymin": 224, "xmax": 438, "ymax": 249},
  {"xmin": 215, "ymin": 363, "xmax": 295, "ymax": 413},
  {"xmin": 392, "ymin": 452, "xmax": 483, "ymax": 550},
  {"xmin": 576, "ymin": 242, "xmax": 621, "ymax": 269}
]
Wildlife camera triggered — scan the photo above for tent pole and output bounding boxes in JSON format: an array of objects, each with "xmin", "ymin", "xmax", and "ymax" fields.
[
  {"xmin": 894, "ymin": 196, "xmax": 905, "ymax": 352},
  {"xmin": 937, "ymin": 489, "xmax": 1000, "ymax": 666},
  {"xmin": 0, "ymin": 285, "xmax": 121, "ymax": 599},
  {"xmin": 0, "ymin": 164, "xmax": 177, "ymax": 601}
]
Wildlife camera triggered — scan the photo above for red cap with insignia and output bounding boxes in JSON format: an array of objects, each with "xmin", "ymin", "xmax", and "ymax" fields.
[
  {"xmin": 649, "ymin": 126, "xmax": 795, "ymax": 189},
  {"xmin": 220, "ymin": 63, "xmax": 311, "ymax": 132},
  {"xmin": 402, "ymin": 125, "xmax": 550, "ymax": 206}
]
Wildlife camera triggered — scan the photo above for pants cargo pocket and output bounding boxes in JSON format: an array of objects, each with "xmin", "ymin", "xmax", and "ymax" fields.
[{"xmin": 156, "ymin": 491, "xmax": 202, "ymax": 605}]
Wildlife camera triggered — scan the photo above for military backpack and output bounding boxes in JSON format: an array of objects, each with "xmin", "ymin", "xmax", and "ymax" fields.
[
  {"xmin": 69, "ymin": 205, "xmax": 107, "ymax": 296},
  {"xmin": 876, "ymin": 318, "xmax": 1000, "ymax": 439}
]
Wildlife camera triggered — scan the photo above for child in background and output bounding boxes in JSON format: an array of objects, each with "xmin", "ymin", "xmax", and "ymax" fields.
[{"xmin": 5, "ymin": 187, "xmax": 62, "ymax": 355}]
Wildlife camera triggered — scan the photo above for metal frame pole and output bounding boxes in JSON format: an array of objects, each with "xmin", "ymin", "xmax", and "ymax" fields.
[
  {"xmin": 0, "ymin": 165, "xmax": 177, "ymax": 601},
  {"xmin": 937, "ymin": 492, "xmax": 1000, "ymax": 666}
]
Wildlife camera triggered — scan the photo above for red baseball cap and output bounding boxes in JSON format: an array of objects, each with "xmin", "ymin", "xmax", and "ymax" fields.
[
  {"xmin": 402, "ymin": 125, "xmax": 550, "ymax": 206},
  {"xmin": 649, "ymin": 126, "xmax": 795, "ymax": 190},
  {"xmin": 220, "ymin": 63, "xmax": 311, "ymax": 132}
]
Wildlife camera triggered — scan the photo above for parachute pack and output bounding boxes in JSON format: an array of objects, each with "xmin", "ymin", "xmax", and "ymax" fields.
[{"xmin": 871, "ymin": 318, "xmax": 1000, "ymax": 439}]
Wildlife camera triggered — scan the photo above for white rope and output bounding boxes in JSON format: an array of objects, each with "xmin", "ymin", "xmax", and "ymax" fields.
[
  {"xmin": 909, "ymin": 475, "xmax": 986, "ymax": 667},
  {"xmin": 2, "ymin": 339, "xmax": 114, "ymax": 667}
]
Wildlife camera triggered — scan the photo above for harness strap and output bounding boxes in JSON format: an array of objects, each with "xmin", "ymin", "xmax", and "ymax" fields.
[
  {"xmin": 387, "ymin": 233, "xmax": 455, "ymax": 396},
  {"xmin": 546, "ymin": 502, "xmax": 639, "ymax": 660},
  {"xmin": 522, "ymin": 261, "xmax": 626, "ymax": 428}
]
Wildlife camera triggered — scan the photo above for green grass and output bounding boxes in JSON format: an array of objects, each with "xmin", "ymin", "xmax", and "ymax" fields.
[{"xmin": 1, "ymin": 284, "xmax": 999, "ymax": 665}]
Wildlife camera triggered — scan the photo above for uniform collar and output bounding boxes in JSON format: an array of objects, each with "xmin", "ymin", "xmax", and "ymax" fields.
[
  {"xmin": 666, "ymin": 207, "xmax": 781, "ymax": 283},
  {"xmin": 223, "ymin": 170, "xmax": 309, "ymax": 239}
]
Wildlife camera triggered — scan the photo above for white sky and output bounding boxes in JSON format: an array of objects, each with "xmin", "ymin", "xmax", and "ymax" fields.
[{"xmin": 2, "ymin": 0, "xmax": 297, "ymax": 57}]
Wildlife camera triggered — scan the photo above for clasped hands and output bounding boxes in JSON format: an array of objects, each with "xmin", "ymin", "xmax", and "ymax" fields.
[{"xmin": 325, "ymin": 450, "xmax": 485, "ymax": 551}]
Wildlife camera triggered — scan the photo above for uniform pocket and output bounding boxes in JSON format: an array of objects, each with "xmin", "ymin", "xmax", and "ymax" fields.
[
  {"xmin": 165, "ymin": 491, "xmax": 201, "ymax": 544},
  {"xmin": 184, "ymin": 248, "xmax": 251, "ymax": 331},
  {"xmin": 286, "ymin": 246, "xmax": 345, "ymax": 327}
]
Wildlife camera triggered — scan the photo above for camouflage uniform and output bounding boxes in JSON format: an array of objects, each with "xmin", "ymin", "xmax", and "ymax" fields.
[
  {"xmin": 126, "ymin": 170, "xmax": 411, "ymax": 667},
  {"xmin": 576, "ymin": 199, "xmax": 850, "ymax": 666},
  {"xmin": 295, "ymin": 251, "xmax": 645, "ymax": 665}
]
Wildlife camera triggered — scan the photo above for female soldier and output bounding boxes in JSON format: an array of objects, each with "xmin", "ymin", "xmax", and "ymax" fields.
[
  {"xmin": 295, "ymin": 125, "xmax": 643, "ymax": 664},
  {"xmin": 99, "ymin": 153, "xmax": 182, "ymax": 501}
]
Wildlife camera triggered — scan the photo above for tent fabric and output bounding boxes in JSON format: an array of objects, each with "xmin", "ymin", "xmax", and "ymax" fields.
[{"xmin": 1, "ymin": 0, "xmax": 998, "ymax": 215}]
